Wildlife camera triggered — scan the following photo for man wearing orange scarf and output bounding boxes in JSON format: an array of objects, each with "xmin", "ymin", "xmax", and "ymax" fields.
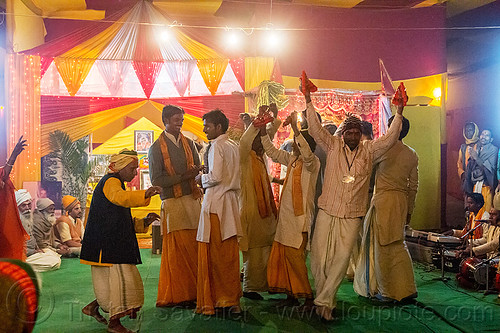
[
  {"xmin": 239, "ymin": 106, "xmax": 280, "ymax": 300},
  {"xmin": 0, "ymin": 136, "xmax": 27, "ymax": 260},
  {"xmin": 445, "ymin": 192, "xmax": 489, "ymax": 240},
  {"xmin": 260, "ymin": 111, "xmax": 320, "ymax": 308},
  {"xmin": 148, "ymin": 105, "xmax": 203, "ymax": 308},
  {"xmin": 54, "ymin": 195, "xmax": 84, "ymax": 256}
]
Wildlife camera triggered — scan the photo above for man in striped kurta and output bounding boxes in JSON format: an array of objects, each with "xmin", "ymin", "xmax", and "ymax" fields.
[
  {"xmin": 303, "ymin": 79, "xmax": 405, "ymax": 320},
  {"xmin": 149, "ymin": 105, "xmax": 203, "ymax": 308}
]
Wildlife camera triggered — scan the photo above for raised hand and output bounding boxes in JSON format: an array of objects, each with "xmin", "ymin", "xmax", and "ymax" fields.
[
  {"xmin": 8, "ymin": 136, "xmax": 27, "ymax": 165},
  {"xmin": 269, "ymin": 103, "xmax": 278, "ymax": 118}
]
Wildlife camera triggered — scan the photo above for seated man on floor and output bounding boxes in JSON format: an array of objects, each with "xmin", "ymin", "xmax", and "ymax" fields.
[
  {"xmin": 15, "ymin": 190, "xmax": 61, "ymax": 272},
  {"xmin": 54, "ymin": 195, "xmax": 84, "ymax": 256},
  {"xmin": 445, "ymin": 193, "xmax": 489, "ymax": 241},
  {"xmin": 32, "ymin": 198, "xmax": 72, "ymax": 257},
  {"xmin": 458, "ymin": 207, "xmax": 500, "ymax": 260}
]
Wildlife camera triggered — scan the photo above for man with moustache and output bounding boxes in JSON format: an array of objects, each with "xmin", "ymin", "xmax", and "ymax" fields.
[
  {"xmin": 54, "ymin": 195, "xmax": 85, "ymax": 256},
  {"xmin": 16, "ymin": 190, "xmax": 61, "ymax": 272},
  {"xmin": 33, "ymin": 198, "xmax": 72, "ymax": 257}
]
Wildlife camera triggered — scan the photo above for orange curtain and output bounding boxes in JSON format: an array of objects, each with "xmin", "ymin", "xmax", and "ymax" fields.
[
  {"xmin": 54, "ymin": 57, "xmax": 95, "ymax": 96},
  {"xmin": 197, "ymin": 59, "xmax": 228, "ymax": 96},
  {"xmin": 8, "ymin": 54, "xmax": 42, "ymax": 188}
]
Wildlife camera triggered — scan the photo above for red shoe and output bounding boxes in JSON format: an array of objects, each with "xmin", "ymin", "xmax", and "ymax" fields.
[
  {"xmin": 392, "ymin": 82, "xmax": 408, "ymax": 106},
  {"xmin": 301, "ymin": 70, "xmax": 317, "ymax": 94}
]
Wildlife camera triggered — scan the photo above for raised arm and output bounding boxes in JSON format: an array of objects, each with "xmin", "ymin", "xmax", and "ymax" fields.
[
  {"xmin": 2, "ymin": 136, "xmax": 27, "ymax": 181},
  {"xmin": 370, "ymin": 105, "xmax": 404, "ymax": 162},
  {"xmin": 261, "ymin": 131, "xmax": 291, "ymax": 166}
]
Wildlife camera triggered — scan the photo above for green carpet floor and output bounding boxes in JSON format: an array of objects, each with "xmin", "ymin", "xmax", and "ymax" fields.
[{"xmin": 32, "ymin": 249, "xmax": 500, "ymax": 333}]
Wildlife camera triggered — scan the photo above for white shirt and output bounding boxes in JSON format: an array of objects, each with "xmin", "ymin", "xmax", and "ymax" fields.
[
  {"xmin": 261, "ymin": 133, "xmax": 320, "ymax": 249},
  {"xmin": 197, "ymin": 134, "xmax": 242, "ymax": 243}
]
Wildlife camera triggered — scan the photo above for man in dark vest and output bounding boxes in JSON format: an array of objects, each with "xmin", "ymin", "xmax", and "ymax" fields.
[{"xmin": 80, "ymin": 149, "xmax": 161, "ymax": 333}]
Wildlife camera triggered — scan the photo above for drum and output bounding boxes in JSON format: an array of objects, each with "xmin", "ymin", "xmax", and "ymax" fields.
[
  {"xmin": 457, "ymin": 257, "xmax": 481, "ymax": 289},
  {"xmin": 457, "ymin": 257, "xmax": 498, "ymax": 289},
  {"xmin": 473, "ymin": 261, "xmax": 497, "ymax": 286}
]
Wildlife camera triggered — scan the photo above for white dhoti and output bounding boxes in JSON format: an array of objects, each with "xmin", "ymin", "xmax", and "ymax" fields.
[
  {"xmin": 242, "ymin": 246, "xmax": 272, "ymax": 292},
  {"xmin": 26, "ymin": 249, "xmax": 61, "ymax": 272},
  {"xmin": 91, "ymin": 264, "xmax": 144, "ymax": 318},
  {"xmin": 353, "ymin": 205, "xmax": 416, "ymax": 301},
  {"xmin": 310, "ymin": 209, "xmax": 362, "ymax": 309}
]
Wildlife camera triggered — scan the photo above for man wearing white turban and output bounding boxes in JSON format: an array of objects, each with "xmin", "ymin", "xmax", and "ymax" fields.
[
  {"xmin": 33, "ymin": 198, "xmax": 72, "ymax": 257},
  {"xmin": 15, "ymin": 190, "xmax": 61, "ymax": 272},
  {"xmin": 80, "ymin": 149, "xmax": 162, "ymax": 333}
]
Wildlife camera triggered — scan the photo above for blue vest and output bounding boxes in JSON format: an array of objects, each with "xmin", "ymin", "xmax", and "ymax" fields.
[{"xmin": 80, "ymin": 174, "xmax": 141, "ymax": 265}]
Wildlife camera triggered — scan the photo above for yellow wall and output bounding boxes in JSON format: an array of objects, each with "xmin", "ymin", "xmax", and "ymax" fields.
[{"xmin": 404, "ymin": 105, "xmax": 442, "ymax": 231}]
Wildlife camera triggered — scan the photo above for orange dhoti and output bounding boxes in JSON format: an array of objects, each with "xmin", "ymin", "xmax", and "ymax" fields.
[
  {"xmin": 196, "ymin": 213, "xmax": 241, "ymax": 315},
  {"xmin": 156, "ymin": 229, "xmax": 198, "ymax": 307},
  {"xmin": 267, "ymin": 233, "xmax": 313, "ymax": 299}
]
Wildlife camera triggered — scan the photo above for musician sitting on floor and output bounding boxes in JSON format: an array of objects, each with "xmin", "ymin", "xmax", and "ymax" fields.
[
  {"xmin": 458, "ymin": 207, "xmax": 500, "ymax": 260},
  {"xmin": 444, "ymin": 193, "xmax": 489, "ymax": 240}
]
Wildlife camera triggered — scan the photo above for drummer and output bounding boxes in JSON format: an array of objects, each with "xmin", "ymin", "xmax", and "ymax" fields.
[
  {"xmin": 444, "ymin": 193, "xmax": 489, "ymax": 240},
  {"xmin": 458, "ymin": 207, "xmax": 500, "ymax": 260}
]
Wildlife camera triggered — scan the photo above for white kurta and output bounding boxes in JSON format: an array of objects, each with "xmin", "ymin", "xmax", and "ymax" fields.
[
  {"xmin": 197, "ymin": 134, "xmax": 242, "ymax": 243},
  {"xmin": 354, "ymin": 140, "xmax": 419, "ymax": 301},
  {"xmin": 261, "ymin": 133, "xmax": 320, "ymax": 249}
]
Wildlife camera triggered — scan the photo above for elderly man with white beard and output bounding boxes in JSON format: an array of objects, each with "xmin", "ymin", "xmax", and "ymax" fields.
[
  {"xmin": 33, "ymin": 198, "xmax": 72, "ymax": 257},
  {"xmin": 15, "ymin": 189, "xmax": 61, "ymax": 272}
]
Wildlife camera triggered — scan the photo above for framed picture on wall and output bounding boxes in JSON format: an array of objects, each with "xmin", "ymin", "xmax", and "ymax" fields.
[
  {"xmin": 134, "ymin": 130, "xmax": 154, "ymax": 154},
  {"xmin": 140, "ymin": 170, "xmax": 152, "ymax": 190}
]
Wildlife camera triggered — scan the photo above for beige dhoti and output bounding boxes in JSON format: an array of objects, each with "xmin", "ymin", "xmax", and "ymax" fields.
[
  {"xmin": 26, "ymin": 249, "xmax": 61, "ymax": 272},
  {"xmin": 91, "ymin": 264, "xmax": 144, "ymax": 319},
  {"xmin": 310, "ymin": 209, "xmax": 362, "ymax": 309},
  {"xmin": 354, "ymin": 205, "xmax": 416, "ymax": 301}
]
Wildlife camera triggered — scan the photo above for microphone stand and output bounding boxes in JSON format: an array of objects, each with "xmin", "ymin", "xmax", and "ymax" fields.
[
  {"xmin": 432, "ymin": 240, "xmax": 450, "ymax": 282},
  {"xmin": 482, "ymin": 253, "xmax": 500, "ymax": 295},
  {"xmin": 460, "ymin": 221, "xmax": 484, "ymax": 257}
]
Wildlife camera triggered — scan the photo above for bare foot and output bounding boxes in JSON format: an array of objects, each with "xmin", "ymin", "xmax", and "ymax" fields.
[
  {"xmin": 316, "ymin": 305, "xmax": 334, "ymax": 321},
  {"xmin": 107, "ymin": 319, "xmax": 134, "ymax": 333},
  {"xmin": 82, "ymin": 300, "xmax": 107, "ymax": 325}
]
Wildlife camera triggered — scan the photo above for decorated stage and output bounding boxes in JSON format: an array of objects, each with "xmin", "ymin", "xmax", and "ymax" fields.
[{"xmin": 32, "ymin": 249, "xmax": 499, "ymax": 333}]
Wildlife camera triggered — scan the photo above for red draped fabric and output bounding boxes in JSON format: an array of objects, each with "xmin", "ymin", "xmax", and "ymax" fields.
[
  {"xmin": 40, "ymin": 96, "xmax": 146, "ymax": 124},
  {"xmin": 40, "ymin": 57, "xmax": 53, "ymax": 78},
  {"xmin": 152, "ymin": 95, "xmax": 245, "ymax": 126},
  {"xmin": 229, "ymin": 58, "xmax": 245, "ymax": 91},
  {"xmin": 270, "ymin": 60, "xmax": 283, "ymax": 84},
  {"xmin": 41, "ymin": 95, "xmax": 245, "ymax": 128}
]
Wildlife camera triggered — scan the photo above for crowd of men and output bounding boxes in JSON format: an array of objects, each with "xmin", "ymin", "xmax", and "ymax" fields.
[
  {"xmin": 1, "ymin": 78, "xmax": 421, "ymax": 333},
  {"xmin": 452, "ymin": 122, "xmax": 500, "ymax": 291}
]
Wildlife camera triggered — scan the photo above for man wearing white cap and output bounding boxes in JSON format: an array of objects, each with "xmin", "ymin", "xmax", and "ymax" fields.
[
  {"xmin": 15, "ymin": 189, "xmax": 61, "ymax": 272},
  {"xmin": 33, "ymin": 198, "xmax": 71, "ymax": 257},
  {"xmin": 54, "ymin": 195, "xmax": 84, "ymax": 256}
]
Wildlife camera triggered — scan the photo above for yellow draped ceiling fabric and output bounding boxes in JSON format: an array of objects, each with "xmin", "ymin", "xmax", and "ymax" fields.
[
  {"xmin": 8, "ymin": 54, "xmax": 42, "ymax": 188},
  {"xmin": 32, "ymin": 1, "xmax": 229, "ymax": 98},
  {"xmin": 40, "ymin": 101, "xmax": 148, "ymax": 156},
  {"xmin": 7, "ymin": 0, "xmax": 105, "ymax": 52},
  {"xmin": 197, "ymin": 59, "xmax": 229, "ymax": 96},
  {"xmin": 41, "ymin": 100, "xmax": 207, "ymax": 156},
  {"xmin": 150, "ymin": 100, "xmax": 207, "ymax": 141},
  {"xmin": 92, "ymin": 117, "xmax": 164, "ymax": 155}
]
